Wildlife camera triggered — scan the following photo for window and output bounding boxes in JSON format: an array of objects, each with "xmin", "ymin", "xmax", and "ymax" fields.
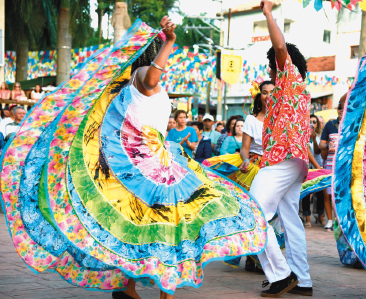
[
  {"xmin": 323, "ymin": 30, "xmax": 331, "ymax": 43},
  {"xmin": 284, "ymin": 22, "xmax": 291, "ymax": 34},
  {"xmin": 351, "ymin": 46, "xmax": 359, "ymax": 59}
]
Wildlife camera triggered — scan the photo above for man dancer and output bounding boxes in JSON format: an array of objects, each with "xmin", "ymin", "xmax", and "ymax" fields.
[{"xmin": 249, "ymin": 1, "xmax": 312, "ymax": 297}]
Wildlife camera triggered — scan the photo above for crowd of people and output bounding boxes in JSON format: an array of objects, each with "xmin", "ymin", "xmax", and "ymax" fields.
[
  {"xmin": 166, "ymin": 104, "xmax": 339, "ymax": 233},
  {"xmin": 1, "ymin": 2, "xmax": 364, "ymax": 299}
]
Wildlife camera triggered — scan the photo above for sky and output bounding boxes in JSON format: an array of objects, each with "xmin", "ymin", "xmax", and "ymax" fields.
[{"xmin": 90, "ymin": 0, "xmax": 248, "ymax": 39}]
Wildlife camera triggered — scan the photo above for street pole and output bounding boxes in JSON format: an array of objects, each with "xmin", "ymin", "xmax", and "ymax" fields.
[
  {"xmin": 359, "ymin": 11, "xmax": 366, "ymax": 58},
  {"xmin": 206, "ymin": 29, "xmax": 214, "ymax": 115},
  {"xmin": 216, "ymin": 0, "xmax": 224, "ymax": 121},
  {"xmin": 223, "ymin": 8, "xmax": 231, "ymax": 122},
  {"xmin": 206, "ymin": 81, "xmax": 211, "ymax": 114}
]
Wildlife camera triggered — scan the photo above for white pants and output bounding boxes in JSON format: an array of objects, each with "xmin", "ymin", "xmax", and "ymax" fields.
[{"xmin": 250, "ymin": 158, "xmax": 312, "ymax": 287}]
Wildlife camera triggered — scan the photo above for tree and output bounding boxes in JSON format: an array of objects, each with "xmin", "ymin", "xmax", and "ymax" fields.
[
  {"xmin": 175, "ymin": 16, "xmax": 220, "ymax": 51},
  {"xmin": 56, "ymin": 0, "xmax": 71, "ymax": 85},
  {"xmin": 5, "ymin": 0, "xmax": 52, "ymax": 81},
  {"xmin": 129, "ymin": 0, "xmax": 177, "ymax": 29},
  {"xmin": 96, "ymin": 0, "xmax": 114, "ymax": 43},
  {"xmin": 112, "ymin": 0, "xmax": 131, "ymax": 44}
]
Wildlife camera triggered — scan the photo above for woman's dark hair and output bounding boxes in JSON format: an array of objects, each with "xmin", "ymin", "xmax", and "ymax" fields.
[
  {"xmin": 232, "ymin": 118, "xmax": 245, "ymax": 136},
  {"xmin": 252, "ymin": 81, "xmax": 274, "ymax": 116},
  {"xmin": 225, "ymin": 115, "xmax": 240, "ymax": 133},
  {"xmin": 174, "ymin": 110, "xmax": 187, "ymax": 121},
  {"xmin": 35, "ymin": 84, "xmax": 43, "ymax": 93},
  {"xmin": 131, "ymin": 37, "xmax": 164, "ymax": 74},
  {"xmin": 310, "ymin": 114, "xmax": 321, "ymax": 135},
  {"xmin": 267, "ymin": 43, "xmax": 307, "ymax": 80},
  {"xmin": 0, "ymin": 106, "xmax": 4, "ymax": 119},
  {"xmin": 191, "ymin": 121, "xmax": 203, "ymax": 131}
]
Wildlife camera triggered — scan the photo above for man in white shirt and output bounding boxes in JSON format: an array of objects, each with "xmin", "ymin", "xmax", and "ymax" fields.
[
  {"xmin": 202, "ymin": 114, "xmax": 221, "ymax": 151},
  {"xmin": 4, "ymin": 106, "xmax": 26, "ymax": 141},
  {"xmin": 0, "ymin": 104, "xmax": 16, "ymax": 137}
]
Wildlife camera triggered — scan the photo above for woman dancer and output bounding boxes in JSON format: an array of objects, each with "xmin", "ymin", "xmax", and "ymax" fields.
[{"xmin": 0, "ymin": 17, "xmax": 267, "ymax": 299}]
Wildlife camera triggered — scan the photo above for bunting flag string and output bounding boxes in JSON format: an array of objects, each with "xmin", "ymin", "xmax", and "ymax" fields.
[{"xmin": 5, "ymin": 44, "xmax": 354, "ymax": 105}]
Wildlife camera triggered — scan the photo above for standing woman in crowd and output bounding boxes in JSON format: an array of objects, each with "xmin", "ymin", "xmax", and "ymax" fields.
[
  {"xmin": 220, "ymin": 118, "xmax": 244, "ymax": 155},
  {"xmin": 191, "ymin": 121, "xmax": 212, "ymax": 163},
  {"xmin": 214, "ymin": 115, "xmax": 240, "ymax": 155},
  {"xmin": 31, "ymin": 84, "xmax": 45, "ymax": 101},
  {"xmin": 0, "ymin": 82, "xmax": 11, "ymax": 100},
  {"xmin": 302, "ymin": 114, "xmax": 325, "ymax": 227},
  {"xmin": 11, "ymin": 82, "xmax": 26, "ymax": 101}
]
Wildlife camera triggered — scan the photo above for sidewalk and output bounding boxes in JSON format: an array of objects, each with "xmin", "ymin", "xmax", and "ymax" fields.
[{"xmin": 0, "ymin": 213, "xmax": 364, "ymax": 299}]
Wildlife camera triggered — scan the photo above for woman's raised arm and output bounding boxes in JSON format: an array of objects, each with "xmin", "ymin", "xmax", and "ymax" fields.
[{"xmin": 135, "ymin": 16, "xmax": 177, "ymax": 93}]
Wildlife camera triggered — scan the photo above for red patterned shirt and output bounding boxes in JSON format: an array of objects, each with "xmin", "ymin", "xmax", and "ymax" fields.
[{"xmin": 260, "ymin": 55, "xmax": 310, "ymax": 168}]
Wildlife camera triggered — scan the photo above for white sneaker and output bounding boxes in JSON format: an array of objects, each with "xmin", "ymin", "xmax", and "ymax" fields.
[{"xmin": 324, "ymin": 220, "xmax": 333, "ymax": 230}]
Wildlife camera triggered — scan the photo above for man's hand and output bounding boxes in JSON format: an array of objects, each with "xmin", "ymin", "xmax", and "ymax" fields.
[
  {"xmin": 240, "ymin": 160, "xmax": 250, "ymax": 173},
  {"xmin": 182, "ymin": 132, "xmax": 191, "ymax": 143},
  {"xmin": 261, "ymin": 0, "xmax": 273, "ymax": 17}
]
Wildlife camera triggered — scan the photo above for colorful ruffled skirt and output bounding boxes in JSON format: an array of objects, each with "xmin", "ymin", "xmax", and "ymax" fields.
[
  {"xmin": 203, "ymin": 153, "xmax": 332, "ymax": 268},
  {"xmin": 0, "ymin": 20, "xmax": 268, "ymax": 295},
  {"xmin": 333, "ymin": 54, "xmax": 366, "ymax": 269}
]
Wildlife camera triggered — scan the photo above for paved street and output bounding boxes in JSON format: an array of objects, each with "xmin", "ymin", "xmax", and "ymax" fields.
[{"xmin": 0, "ymin": 211, "xmax": 365, "ymax": 299}]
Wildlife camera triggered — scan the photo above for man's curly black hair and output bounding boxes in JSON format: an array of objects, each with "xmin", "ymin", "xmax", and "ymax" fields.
[
  {"xmin": 131, "ymin": 37, "xmax": 164, "ymax": 74},
  {"xmin": 267, "ymin": 43, "xmax": 307, "ymax": 80}
]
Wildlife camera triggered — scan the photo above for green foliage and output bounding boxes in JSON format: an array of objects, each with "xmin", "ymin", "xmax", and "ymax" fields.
[
  {"xmin": 5, "ymin": 0, "xmax": 54, "ymax": 50},
  {"xmin": 175, "ymin": 15, "xmax": 220, "ymax": 51},
  {"xmin": 128, "ymin": 0, "xmax": 177, "ymax": 28}
]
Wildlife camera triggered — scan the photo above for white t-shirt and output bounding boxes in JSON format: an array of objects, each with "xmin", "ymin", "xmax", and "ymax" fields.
[
  {"xmin": 0, "ymin": 117, "xmax": 13, "ymax": 136},
  {"xmin": 31, "ymin": 90, "xmax": 45, "ymax": 100},
  {"xmin": 309, "ymin": 135, "xmax": 323, "ymax": 168},
  {"xmin": 241, "ymin": 115, "xmax": 263, "ymax": 155}
]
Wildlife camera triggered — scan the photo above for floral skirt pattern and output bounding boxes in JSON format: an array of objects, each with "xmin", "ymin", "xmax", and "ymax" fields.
[
  {"xmin": 333, "ymin": 54, "xmax": 366, "ymax": 269},
  {"xmin": 0, "ymin": 20, "xmax": 268, "ymax": 295}
]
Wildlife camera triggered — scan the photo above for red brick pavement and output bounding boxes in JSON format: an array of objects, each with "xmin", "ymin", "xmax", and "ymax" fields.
[{"xmin": 0, "ymin": 214, "xmax": 365, "ymax": 299}]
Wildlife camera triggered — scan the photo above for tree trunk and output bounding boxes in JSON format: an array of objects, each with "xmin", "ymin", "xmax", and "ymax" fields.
[
  {"xmin": 15, "ymin": 40, "xmax": 28, "ymax": 82},
  {"xmin": 97, "ymin": 0, "xmax": 103, "ymax": 44},
  {"xmin": 56, "ymin": 0, "xmax": 72, "ymax": 86},
  {"xmin": 359, "ymin": 11, "xmax": 366, "ymax": 58},
  {"xmin": 112, "ymin": 0, "xmax": 131, "ymax": 44}
]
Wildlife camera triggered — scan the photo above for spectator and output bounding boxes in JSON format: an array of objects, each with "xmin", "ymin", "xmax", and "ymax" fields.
[
  {"xmin": 31, "ymin": 84, "xmax": 45, "ymax": 101},
  {"xmin": 0, "ymin": 82, "xmax": 11, "ymax": 100},
  {"xmin": 302, "ymin": 114, "xmax": 325, "ymax": 227},
  {"xmin": 220, "ymin": 118, "xmax": 245, "ymax": 155},
  {"xmin": 191, "ymin": 121, "xmax": 212, "ymax": 163},
  {"xmin": 0, "ymin": 104, "xmax": 16, "ymax": 136},
  {"xmin": 11, "ymin": 82, "xmax": 26, "ymax": 101},
  {"xmin": 319, "ymin": 100, "xmax": 344, "ymax": 231},
  {"xmin": 165, "ymin": 115, "xmax": 176, "ymax": 137},
  {"xmin": 202, "ymin": 114, "xmax": 221, "ymax": 151},
  {"xmin": 214, "ymin": 115, "xmax": 241, "ymax": 156},
  {"xmin": 215, "ymin": 122, "xmax": 224, "ymax": 133},
  {"xmin": 166, "ymin": 110, "xmax": 198, "ymax": 157},
  {"xmin": 197, "ymin": 115, "xmax": 203, "ymax": 122},
  {"xmin": 317, "ymin": 115, "xmax": 325, "ymax": 129},
  {"xmin": 4, "ymin": 106, "xmax": 26, "ymax": 141},
  {"xmin": 3, "ymin": 106, "xmax": 10, "ymax": 118}
]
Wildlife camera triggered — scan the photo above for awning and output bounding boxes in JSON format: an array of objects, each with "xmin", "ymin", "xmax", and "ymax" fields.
[
  {"xmin": 8, "ymin": 76, "xmax": 56, "ymax": 90},
  {"xmin": 311, "ymin": 92, "xmax": 333, "ymax": 99},
  {"xmin": 315, "ymin": 109, "xmax": 338, "ymax": 123}
]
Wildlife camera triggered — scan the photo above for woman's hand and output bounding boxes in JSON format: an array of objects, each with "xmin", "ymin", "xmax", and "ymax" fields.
[
  {"xmin": 160, "ymin": 16, "xmax": 177, "ymax": 42},
  {"xmin": 240, "ymin": 160, "xmax": 250, "ymax": 173},
  {"xmin": 310, "ymin": 131, "xmax": 317, "ymax": 141}
]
